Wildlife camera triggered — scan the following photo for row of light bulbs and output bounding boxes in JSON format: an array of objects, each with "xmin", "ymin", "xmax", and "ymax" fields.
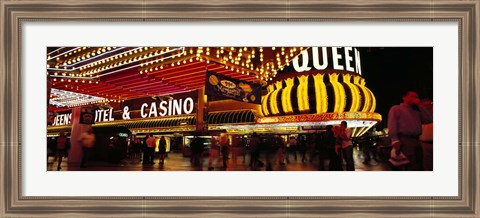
[
  {"xmin": 79, "ymin": 47, "xmax": 151, "ymax": 71},
  {"xmin": 49, "ymin": 47, "xmax": 306, "ymax": 108},
  {"xmin": 48, "ymin": 47, "xmax": 116, "ymax": 68},
  {"xmin": 52, "ymin": 77, "xmax": 99, "ymax": 84},
  {"xmin": 51, "ymin": 98, "xmax": 126, "ymax": 108},
  {"xmin": 78, "ymin": 47, "xmax": 184, "ymax": 78},
  {"xmin": 137, "ymin": 47, "xmax": 303, "ymax": 82},
  {"xmin": 49, "ymin": 47, "xmax": 304, "ymax": 83}
]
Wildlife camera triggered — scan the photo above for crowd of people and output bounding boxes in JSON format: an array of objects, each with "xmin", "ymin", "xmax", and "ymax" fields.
[
  {"xmin": 233, "ymin": 120, "xmax": 358, "ymax": 171},
  {"xmin": 47, "ymin": 127, "xmax": 391, "ymax": 171},
  {"xmin": 49, "ymin": 89, "xmax": 434, "ymax": 172}
]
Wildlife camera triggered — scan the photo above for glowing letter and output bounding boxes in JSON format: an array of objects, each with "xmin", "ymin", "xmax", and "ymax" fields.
[
  {"xmin": 313, "ymin": 47, "xmax": 328, "ymax": 70},
  {"xmin": 140, "ymin": 103, "xmax": 148, "ymax": 118},
  {"xmin": 159, "ymin": 101, "xmax": 168, "ymax": 116},
  {"xmin": 332, "ymin": 47, "xmax": 344, "ymax": 70},
  {"xmin": 354, "ymin": 48, "xmax": 362, "ymax": 75},
  {"xmin": 293, "ymin": 49, "xmax": 311, "ymax": 72},
  {"xmin": 149, "ymin": 102, "xmax": 158, "ymax": 118},
  {"xmin": 344, "ymin": 47, "xmax": 355, "ymax": 72},
  {"xmin": 183, "ymin": 97, "xmax": 194, "ymax": 114}
]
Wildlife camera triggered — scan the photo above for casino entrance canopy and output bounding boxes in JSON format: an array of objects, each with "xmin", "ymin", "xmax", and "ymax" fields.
[
  {"xmin": 47, "ymin": 47, "xmax": 381, "ymax": 136},
  {"xmin": 47, "ymin": 47, "xmax": 298, "ymax": 106}
]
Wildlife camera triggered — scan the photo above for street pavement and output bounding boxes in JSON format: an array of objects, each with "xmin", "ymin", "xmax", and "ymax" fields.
[{"xmin": 47, "ymin": 147, "xmax": 390, "ymax": 171}]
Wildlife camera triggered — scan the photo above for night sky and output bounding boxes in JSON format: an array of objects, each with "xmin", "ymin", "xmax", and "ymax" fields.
[{"xmin": 358, "ymin": 47, "xmax": 433, "ymax": 130}]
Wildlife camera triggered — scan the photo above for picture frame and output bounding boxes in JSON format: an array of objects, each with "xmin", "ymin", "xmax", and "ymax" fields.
[{"xmin": 1, "ymin": 0, "xmax": 479, "ymax": 216}]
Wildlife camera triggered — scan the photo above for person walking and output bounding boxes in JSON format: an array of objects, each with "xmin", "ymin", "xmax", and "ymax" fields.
[
  {"xmin": 208, "ymin": 134, "xmax": 221, "ymax": 170},
  {"xmin": 330, "ymin": 126, "xmax": 344, "ymax": 171},
  {"xmin": 144, "ymin": 133, "xmax": 156, "ymax": 165},
  {"xmin": 388, "ymin": 90, "xmax": 433, "ymax": 171},
  {"xmin": 131, "ymin": 138, "xmax": 142, "ymax": 162},
  {"xmin": 219, "ymin": 133, "xmax": 230, "ymax": 169},
  {"xmin": 298, "ymin": 136, "xmax": 307, "ymax": 163},
  {"xmin": 318, "ymin": 125, "xmax": 335, "ymax": 171},
  {"xmin": 338, "ymin": 121, "xmax": 355, "ymax": 171},
  {"xmin": 55, "ymin": 131, "xmax": 68, "ymax": 170},
  {"xmin": 286, "ymin": 136, "xmax": 297, "ymax": 163},
  {"xmin": 158, "ymin": 136, "xmax": 167, "ymax": 165},
  {"xmin": 275, "ymin": 135, "xmax": 286, "ymax": 165},
  {"xmin": 248, "ymin": 132, "xmax": 261, "ymax": 167},
  {"xmin": 78, "ymin": 127, "xmax": 95, "ymax": 168},
  {"xmin": 230, "ymin": 135, "xmax": 241, "ymax": 165}
]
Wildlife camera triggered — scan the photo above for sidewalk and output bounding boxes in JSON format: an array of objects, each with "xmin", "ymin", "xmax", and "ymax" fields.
[{"xmin": 47, "ymin": 147, "xmax": 390, "ymax": 171}]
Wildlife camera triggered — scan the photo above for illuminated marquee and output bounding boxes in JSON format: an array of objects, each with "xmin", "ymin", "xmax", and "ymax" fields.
[
  {"xmin": 52, "ymin": 97, "xmax": 195, "ymax": 126},
  {"xmin": 257, "ymin": 112, "xmax": 382, "ymax": 124},
  {"xmin": 261, "ymin": 72, "xmax": 376, "ymax": 116},
  {"xmin": 261, "ymin": 47, "xmax": 377, "ymax": 117},
  {"xmin": 293, "ymin": 47, "xmax": 362, "ymax": 75},
  {"xmin": 141, "ymin": 97, "xmax": 194, "ymax": 118}
]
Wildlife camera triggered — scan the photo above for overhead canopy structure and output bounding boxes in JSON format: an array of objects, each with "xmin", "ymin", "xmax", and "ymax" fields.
[{"xmin": 47, "ymin": 46, "xmax": 304, "ymax": 110}]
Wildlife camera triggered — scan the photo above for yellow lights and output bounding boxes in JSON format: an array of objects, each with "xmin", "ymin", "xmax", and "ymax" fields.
[
  {"xmin": 366, "ymin": 87, "xmax": 376, "ymax": 112},
  {"xmin": 261, "ymin": 72, "xmax": 377, "ymax": 117},
  {"xmin": 354, "ymin": 76, "xmax": 371, "ymax": 112},
  {"xmin": 297, "ymin": 75, "xmax": 310, "ymax": 113},
  {"xmin": 313, "ymin": 73, "xmax": 327, "ymax": 113},
  {"xmin": 328, "ymin": 73, "xmax": 345, "ymax": 113},
  {"xmin": 343, "ymin": 74, "xmax": 361, "ymax": 112},
  {"xmin": 268, "ymin": 82, "xmax": 282, "ymax": 115},
  {"xmin": 261, "ymin": 85, "xmax": 275, "ymax": 116},
  {"xmin": 268, "ymin": 82, "xmax": 283, "ymax": 115},
  {"xmin": 281, "ymin": 78, "xmax": 294, "ymax": 114}
]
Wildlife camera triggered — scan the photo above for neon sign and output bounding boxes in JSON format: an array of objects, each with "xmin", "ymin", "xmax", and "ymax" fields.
[
  {"xmin": 293, "ymin": 47, "xmax": 362, "ymax": 75},
  {"xmin": 51, "ymin": 97, "xmax": 196, "ymax": 126},
  {"xmin": 140, "ymin": 97, "xmax": 195, "ymax": 118}
]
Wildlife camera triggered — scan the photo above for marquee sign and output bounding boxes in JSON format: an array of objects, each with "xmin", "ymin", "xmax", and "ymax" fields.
[
  {"xmin": 51, "ymin": 96, "xmax": 197, "ymax": 126},
  {"xmin": 293, "ymin": 47, "xmax": 362, "ymax": 75}
]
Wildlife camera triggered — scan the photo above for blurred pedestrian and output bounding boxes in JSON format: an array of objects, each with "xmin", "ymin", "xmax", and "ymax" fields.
[
  {"xmin": 190, "ymin": 135, "xmax": 203, "ymax": 166},
  {"xmin": 338, "ymin": 121, "xmax": 355, "ymax": 171},
  {"xmin": 264, "ymin": 135, "xmax": 276, "ymax": 171},
  {"xmin": 55, "ymin": 131, "xmax": 67, "ymax": 170},
  {"xmin": 131, "ymin": 138, "xmax": 142, "ymax": 162},
  {"xmin": 78, "ymin": 127, "xmax": 95, "ymax": 168},
  {"xmin": 231, "ymin": 135, "xmax": 241, "ymax": 165},
  {"xmin": 249, "ymin": 132, "xmax": 261, "ymax": 167},
  {"xmin": 388, "ymin": 90, "xmax": 433, "ymax": 171},
  {"xmin": 208, "ymin": 134, "xmax": 221, "ymax": 170},
  {"xmin": 144, "ymin": 133, "xmax": 156, "ymax": 165},
  {"xmin": 219, "ymin": 133, "xmax": 230, "ymax": 169},
  {"xmin": 274, "ymin": 135, "xmax": 286, "ymax": 165},
  {"xmin": 330, "ymin": 126, "xmax": 344, "ymax": 171},
  {"xmin": 286, "ymin": 136, "xmax": 297, "ymax": 163},
  {"xmin": 362, "ymin": 136, "xmax": 375, "ymax": 165},
  {"xmin": 307, "ymin": 135, "xmax": 317, "ymax": 163},
  {"xmin": 298, "ymin": 136, "xmax": 307, "ymax": 162},
  {"xmin": 158, "ymin": 136, "xmax": 167, "ymax": 165},
  {"xmin": 319, "ymin": 125, "xmax": 335, "ymax": 171}
]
